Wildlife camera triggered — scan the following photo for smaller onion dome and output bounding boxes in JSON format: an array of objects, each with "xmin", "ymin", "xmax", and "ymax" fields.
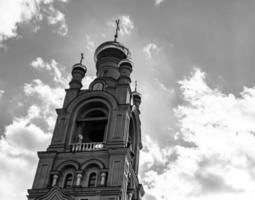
[
  {"xmin": 69, "ymin": 54, "xmax": 87, "ymax": 89},
  {"xmin": 72, "ymin": 63, "xmax": 87, "ymax": 73},
  {"xmin": 132, "ymin": 81, "xmax": 142, "ymax": 108},
  {"xmin": 119, "ymin": 58, "xmax": 133, "ymax": 68},
  {"xmin": 72, "ymin": 53, "xmax": 87, "ymax": 75}
]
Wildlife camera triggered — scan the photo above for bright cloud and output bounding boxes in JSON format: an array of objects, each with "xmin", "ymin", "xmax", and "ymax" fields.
[
  {"xmin": 141, "ymin": 68, "xmax": 255, "ymax": 200},
  {"xmin": 154, "ymin": 0, "xmax": 165, "ymax": 6},
  {"xmin": 0, "ymin": 104, "xmax": 51, "ymax": 200},
  {"xmin": 143, "ymin": 43, "xmax": 159, "ymax": 59},
  {"xmin": 0, "ymin": 0, "xmax": 68, "ymax": 44},
  {"xmin": 0, "ymin": 90, "xmax": 4, "ymax": 98},
  {"xmin": 140, "ymin": 77, "xmax": 176, "ymax": 145},
  {"xmin": 43, "ymin": 3, "xmax": 68, "ymax": 36},
  {"xmin": 0, "ymin": 57, "xmax": 70, "ymax": 200},
  {"xmin": 120, "ymin": 15, "xmax": 134, "ymax": 35},
  {"xmin": 0, "ymin": 56, "xmax": 95, "ymax": 200},
  {"xmin": 31, "ymin": 57, "xmax": 69, "ymax": 87}
]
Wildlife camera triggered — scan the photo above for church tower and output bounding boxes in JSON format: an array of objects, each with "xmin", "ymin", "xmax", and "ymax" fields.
[{"xmin": 27, "ymin": 24, "xmax": 144, "ymax": 200}]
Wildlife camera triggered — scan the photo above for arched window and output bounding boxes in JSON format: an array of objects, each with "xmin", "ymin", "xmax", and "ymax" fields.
[
  {"xmin": 76, "ymin": 103, "xmax": 108, "ymax": 143},
  {"xmin": 64, "ymin": 173, "xmax": 73, "ymax": 188},
  {"xmin": 88, "ymin": 172, "xmax": 97, "ymax": 187}
]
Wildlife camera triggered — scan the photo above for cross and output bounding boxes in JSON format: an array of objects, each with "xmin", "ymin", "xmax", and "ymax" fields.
[
  {"xmin": 114, "ymin": 19, "xmax": 120, "ymax": 42},
  {"xmin": 135, "ymin": 80, "xmax": 137, "ymax": 91},
  {"xmin": 80, "ymin": 53, "xmax": 84, "ymax": 64}
]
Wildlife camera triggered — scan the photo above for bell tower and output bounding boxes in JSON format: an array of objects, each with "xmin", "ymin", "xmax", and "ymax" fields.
[{"xmin": 27, "ymin": 25, "xmax": 144, "ymax": 200}]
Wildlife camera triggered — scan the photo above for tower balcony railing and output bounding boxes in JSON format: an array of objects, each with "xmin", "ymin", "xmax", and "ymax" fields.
[{"xmin": 71, "ymin": 142, "xmax": 104, "ymax": 152}]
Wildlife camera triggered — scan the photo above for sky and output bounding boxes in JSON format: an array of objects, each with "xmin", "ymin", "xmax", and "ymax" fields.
[{"xmin": 1, "ymin": 0, "xmax": 255, "ymax": 200}]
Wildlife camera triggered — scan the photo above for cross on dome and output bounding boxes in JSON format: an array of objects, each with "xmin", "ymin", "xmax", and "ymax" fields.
[
  {"xmin": 114, "ymin": 19, "xmax": 120, "ymax": 42},
  {"xmin": 80, "ymin": 53, "xmax": 84, "ymax": 64}
]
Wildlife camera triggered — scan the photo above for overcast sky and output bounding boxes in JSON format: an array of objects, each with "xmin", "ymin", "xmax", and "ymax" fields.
[{"xmin": 1, "ymin": 0, "xmax": 255, "ymax": 200}]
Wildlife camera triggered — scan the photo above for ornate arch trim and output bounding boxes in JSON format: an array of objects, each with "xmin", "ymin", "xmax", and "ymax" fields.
[
  {"xmin": 81, "ymin": 159, "xmax": 105, "ymax": 170},
  {"xmin": 67, "ymin": 91, "xmax": 118, "ymax": 113},
  {"xmin": 55, "ymin": 160, "xmax": 80, "ymax": 171}
]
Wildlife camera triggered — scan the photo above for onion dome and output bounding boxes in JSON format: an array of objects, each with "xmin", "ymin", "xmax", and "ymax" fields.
[{"xmin": 94, "ymin": 41, "xmax": 131, "ymax": 64}]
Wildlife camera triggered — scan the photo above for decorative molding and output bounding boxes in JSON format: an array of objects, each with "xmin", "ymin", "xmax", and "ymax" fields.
[{"xmin": 37, "ymin": 186, "xmax": 73, "ymax": 200}]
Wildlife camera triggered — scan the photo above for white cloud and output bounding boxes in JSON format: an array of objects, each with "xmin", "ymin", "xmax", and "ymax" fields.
[
  {"xmin": 43, "ymin": 3, "xmax": 68, "ymax": 36},
  {"xmin": 31, "ymin": 57, "xmax": 50, "ymax": 70},
  {"xmin": 0, "ymin": 0, "xmax": 68, "ymax": 44},
  {"xmin": 28, "ymin": 58, "xmax": 69, "ymax": 129},
  {"xmin": 0, "ymin": 90, "xmax": 5, "ymax": 99},
  {"xmin": 120, "ymin": 15, "xmax": 134, "ymax": 35},
  {"xmin": 140, "ymin": 68, "xmax": 255, "ymax": 200},
  {"xmin": 143, "ymin": 43, "xmax": 159, "ymax": 59},
  {"xmin": 0, "ymin": 103, "xmax": 51, "ymax": 200},
  {"xmin": 0, "ymin": 57, "xmax": 69, "ymax": 200},
  {"xmin": 31, "ymin": 57, "xmax": 69, "ymax": 86},
  {"xmin": 154, "ymin": 0, "xmax": 165, "ymax": 6},
  {"xmin": 0, "ymin": 55, "xmax": 94, "ymax": 200},
  {"xmin": 24, "ymin": 79, "xmax": 65, "ymax": 110},
  {"xmin": 4, "ymin": 105, "xmax": 51, "ymax": 151}
]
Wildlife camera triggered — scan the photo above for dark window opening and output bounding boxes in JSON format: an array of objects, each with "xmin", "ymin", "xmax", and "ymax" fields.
[
  {"xmin": 88, "ymin": 172, "xmax": 97, "ymax": 187},
  {"xmin": 128, "ymin": 120, "xmax": 135, "ymax": 152},
  {"xmin": 80, "ymin": 120, "xmax": 107, "ymax": 142},
  {"xmin": 64, "ymin": 173, "xmax": 73, "ymax": 188},
  {"xmin": 77, "ymin": 108, "xmax": 108, "ymax": 143}
]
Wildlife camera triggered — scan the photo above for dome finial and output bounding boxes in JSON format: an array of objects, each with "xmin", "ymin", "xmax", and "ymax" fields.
[
  {"xmin": 114, "ymin": 19, "xmax": 120, "ymax": 42},
  {"xmin": 80, "ymin": 53, "xmax": 84, "ymax": 64},
  {"xmin": 135, "ymin": 80, "xmax": 138, "ymax": 91}
]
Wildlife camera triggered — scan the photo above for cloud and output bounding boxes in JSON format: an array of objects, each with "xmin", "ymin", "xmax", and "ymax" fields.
[
  {"xmin": 141, "ymin": 68, "xmax": 255, "ymax": 200},
  {"xmin": 43, "ymin": 3, "xmax": 68, "ymax": 36},
  {"xmin": 154, "ymin": 0, "xmax": 165, "ymax": 6},
  {"xmin": 0, "ymin": 90, "xmax": 4, "ymax": 99},
  {"xmin": 0, "ymin": 0, "xmax": 68, "ymax": 44},
  {"xmin": 107, "ymin": 15, "xmax": 134, "ymax": 36},
  {"xmin": 143, "ymin": 43, "xmax": 159, "ymax": 59},
  {"xmin": 120, "ymin": 15, "xmax": 134, "ymax": 35},
  {"xmin": 0, "ymin": 56, "xmax": 74, "ymax": 200},
  {"xmin": 4, "ymin": 105, "xmax": 51, "ymax": 152},
  {"xmin": 31, "ymin": 57, "xmax": 50, "ymax": 70},
  {"xmin": 0, "ymin": 103, "xmax": 51, "ymax": 200},
  {"xmin": 85, "ymin": 34, "xmax": 96, "ymax": 53},
  {"xmin": 31, "ymin": 57, "xmax": 69, "ymax": 87},
  {"xmin": 140, "ymin": 77, "xmax": 176, "ymax": 146}
]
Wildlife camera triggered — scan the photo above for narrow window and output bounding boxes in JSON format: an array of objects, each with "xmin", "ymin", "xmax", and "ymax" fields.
[
  {"xmin": 64, "ymin": 173, "xmax": 73, "ymax": 188},
  {"xmin": 88, "ymin": 172, "xmax": 97, "ymax": 187}
]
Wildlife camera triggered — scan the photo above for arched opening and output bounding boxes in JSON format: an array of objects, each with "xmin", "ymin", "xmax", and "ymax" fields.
[
  {"xmin": 64, "ymin": 173, "xmax": 73, "ymax": 188},
  {"xmin": 76, "ymin": 102, "xmax": 108, "ymax": 143},
  {"xmin": 88, "ymin": 172, "xmax": 97, "ymax": 187}
]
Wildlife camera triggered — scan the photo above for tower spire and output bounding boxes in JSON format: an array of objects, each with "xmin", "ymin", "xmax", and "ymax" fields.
[{"xmin": 114, "ymin": 19, "xmax": 120, "ymax": 42}]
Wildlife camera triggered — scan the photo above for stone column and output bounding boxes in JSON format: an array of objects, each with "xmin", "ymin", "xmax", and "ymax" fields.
[
  {"xmin": 100, "ymin": 172, "xmax": 107, "ymax": 185},
  {"xmin": 52, "ymin": 174, "xmax": 58, "ymax": 186},
  {"xmin": 76, "ymin": 173, "xmax": 82, "ymax": 186}
]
